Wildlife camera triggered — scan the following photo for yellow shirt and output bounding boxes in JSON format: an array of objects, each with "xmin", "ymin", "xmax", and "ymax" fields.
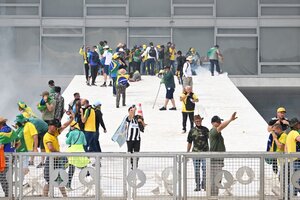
[
  {"xmin": 180, "ymin": 93, "xmax": 198, "ymax": 112},
  {"xmin": 23, "ymin": 122, "xmax": 38, "ymax": 151},
  {"xmin": 169, "ymin": 48, "xmax": 176, "ymax": 61},
  {"xmin": 43, "ymin": 130, "xmax": 60, "ymax": 153},
  {"xmin": 84, "ymin": 108, "xmax": 96, "ymax": 132},
  {"xmin": 286, "ymin": 130, "xmax": 299, "ymax": 154},
  {"xmin": 271, "ymin": 132, "xmax": 287, "ymax": 153}
]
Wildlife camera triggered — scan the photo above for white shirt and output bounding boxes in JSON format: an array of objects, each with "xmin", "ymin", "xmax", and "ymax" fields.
[
  {"xmin": 103, "ymin": 50, "xmax": 112, "ymax": 65},
  {"xmin": 141, "ymin": 46, "xmax": 158, "ymax": 60},
  {"xmin": 183, "ymin": 62, "xmax": 192, "ymax": 77}
]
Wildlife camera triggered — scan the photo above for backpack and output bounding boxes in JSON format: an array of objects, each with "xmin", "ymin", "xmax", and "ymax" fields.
[
  {"xmin": 185, "ymin": 93, "xmax": 195, "ymax": 111},
  {"xmin": 118, "ymin": 76, "xmax": 129, "ymax": 88},
  {"xmin": 149, "ymin": 47, "xmax": 156, "ymax": 57},
  {"xmin": 92, "ymin": 51, "xmax": 99, "ymax": 64}
]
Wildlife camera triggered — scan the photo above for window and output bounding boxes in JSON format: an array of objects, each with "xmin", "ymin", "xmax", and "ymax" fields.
[
  {"xmin": 129, "ymin": 0, "xmax": 171, "ymax": 17},
  {"xmin": 42, "ymin": 0, "xmax": 83, "ymax": 17},
  {"xmin": 216, "ymin": 0, "xmax": 258, "ymax": 17}
]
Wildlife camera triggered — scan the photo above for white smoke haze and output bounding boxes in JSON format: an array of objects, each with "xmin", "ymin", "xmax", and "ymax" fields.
[{"xmin": 0, "ymin": 27, "xmax": 72, "ymax": 123}]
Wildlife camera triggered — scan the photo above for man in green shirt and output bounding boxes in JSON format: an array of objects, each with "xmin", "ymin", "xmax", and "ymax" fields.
[
  {"xmin": 209, "ymin": 112, "xmax": 237, "ymax": 196},
  {"xmin": 159, "ymin": 66, "xmax": 176, "ymax": 111}
]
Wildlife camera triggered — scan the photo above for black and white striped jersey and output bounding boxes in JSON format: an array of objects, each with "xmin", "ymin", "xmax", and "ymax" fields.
[{"xmin": 126, "ymin": 116, "xmax": 140, "ymax": 141}]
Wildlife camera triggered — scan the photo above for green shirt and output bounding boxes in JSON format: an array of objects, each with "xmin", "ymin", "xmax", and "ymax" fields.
[
  {"xmin": 163, "ymin": 71, "xmax": 175, "ymax": 89},
  {"xmin": 187, "ymin": 126, "xmax": 209, "ymax": 152},
  {"xmin": 209, "ymin": 127, "xmax": 225, "ymax": 152}
]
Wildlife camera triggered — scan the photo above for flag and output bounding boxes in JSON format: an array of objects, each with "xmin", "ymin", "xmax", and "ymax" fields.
[{"xmin": 111, "ymin": 116, "xmax": 127, "ymax": 147}]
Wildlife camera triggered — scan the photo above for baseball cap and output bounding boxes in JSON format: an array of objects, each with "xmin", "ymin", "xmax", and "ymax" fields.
[
  {"xmin": 211, "ymin": 115, "xmax": 223, "ymax": 123},
  {"xmin": 93, "ymin": 100, "xmax": 102, "ymax": 107},
  {"xmin": 277, "ymin": 107, "xmax": 286, "ymax": 113}
]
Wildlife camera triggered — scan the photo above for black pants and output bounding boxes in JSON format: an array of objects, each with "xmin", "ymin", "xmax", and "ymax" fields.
[
  {"xmin": 132, "ymin": 61, "xmax": 141, "ymax": 72},
  {"xmin": 84, "ymin": 63, "xmax": 90, "ymax": 81},
  {"xmin": 90, "ymin": 65, "xmax": 98, "ymax": 84},
  {"xmin": 127, "ymin": 140, "xmax": 141, "ymax": 169},
  {"xmin": 209, "ymin": 59, "xmax": 220, "ymax": 75},
  {"xmin": 182, "ymin": 112, "xmax": 194, "ymax": 131}
]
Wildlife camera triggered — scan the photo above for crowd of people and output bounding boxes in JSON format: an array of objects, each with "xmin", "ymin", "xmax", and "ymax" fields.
[{"xmin": 0, "ymin": 40, "xmax": 255, "ymax": 198}]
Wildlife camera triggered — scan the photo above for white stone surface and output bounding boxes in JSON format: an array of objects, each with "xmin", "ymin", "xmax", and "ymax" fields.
[{"xmin": 59, "ymin": 69, "xmax": 267, "ymax": 153}]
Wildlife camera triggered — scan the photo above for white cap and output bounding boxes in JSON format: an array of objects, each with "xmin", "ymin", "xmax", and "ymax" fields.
[{"xmin": 93, "ymin": 100, "xmax": 102, "ymax": 107}]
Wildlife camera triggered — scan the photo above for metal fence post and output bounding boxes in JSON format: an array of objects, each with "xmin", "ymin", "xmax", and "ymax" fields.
[
  {"xmin": 173, "ymin": 156, "xmax": 177, "ymax": 200},
  {"xmin": 285, "ymin": 158, "xmax": 289, "ymax": 200},
  {"xmin": 123, "ymin": 157, "xmax": 128, "ymax": 200},
  {"xmin": 19, "ymin": 154, "xmax": 23, "ymax": 199},
  {"xmin": 260, "ymin": 156, "xmax": 265, "ymax": 200},
  {"xmin": 182, "ymin": 156, "xmax": 187, "ymax": 200},
  {"xmin": 96, "ymin": 155, "xmax": 100, "ymax": 200},
  {"xmin": 49, "ymin": 156, "xmax": 54, "ymax": 198},
  {"xmin": 206, "ymin": 158, "xmax": 211, "ymax": 198},
  {"xmin": 8, "ymin": 155, "xmax": 13, "ymax": 199},
  {"xmin": 177, "ymin": 155, "xmax": 182, "ymax": 200}
]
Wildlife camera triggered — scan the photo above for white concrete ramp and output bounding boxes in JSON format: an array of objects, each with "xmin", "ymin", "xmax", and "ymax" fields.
[{"xmin": 60, "ymin": 69, "xmax": 267, "ymax": 152}]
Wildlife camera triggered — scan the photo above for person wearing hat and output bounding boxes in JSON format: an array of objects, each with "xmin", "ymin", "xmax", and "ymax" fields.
[
  {"xmin": 207, "ymin": 45, "xmax": 223, "ymax": 76},
  {"xmin": 285, "ymin": 117, "xmax": 300, "ymax": 197},
  {"xmin": 116, "ymin": 69, "xmax": 130, "ymax": 108},
  {"xmin": 180, "ymin": 86, "xmax": 199, "ymax": 133},
  {"xmin": 100, "ymin": 45, "xmax": 113, "ymax": 87},
  {"xmin": 182, "ymin": 56, "xmax": 194, "ymax": 91},
  {"xmin": 0, "ymin": 116, "xmax": 14, "ymax": 197},
  {"xmin": 93, "ymin": 100, "xmax": 107, "ymax": 153},
  {"xmin": 43, "ymin": 113, "xmax": 73, "ymax": 197},
  {"xmin": 187, "ymin": 115, "xmax": 209, "ymax": 191},
  {"xmin": 38, "ymin": 91, "xmax": 56, "ymax": 124},
  {"xmin": 268, "ymin": 107, "xmax": 289, "ymax": 133},
  {"xmin": 65, "ymin": 120, "xmax": 90, "ymax": 190},
  {"xmin": 159, "ymin": 66, "xmax": 177, "ymax": 111},
  {"xmin": 209, "ymin": 112, "xmax": 237, "ymax": 196},
  {"xmin": 18, "ymin": 101, "xmax": 37, "ymax": 118}
]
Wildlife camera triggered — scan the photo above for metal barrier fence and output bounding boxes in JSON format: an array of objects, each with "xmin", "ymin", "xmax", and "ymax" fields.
[{"xmin": 0, "ymin": 152, "xmax": 300, "ymax": 199}]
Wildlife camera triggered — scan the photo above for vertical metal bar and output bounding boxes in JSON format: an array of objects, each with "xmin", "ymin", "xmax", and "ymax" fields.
[
  {"xmin": 260, "ymin": 156, "xmax": 265, "ymax": 200},
  {"xmin": 173, "ymin": 156, "xmax": 177, "ymax": 200},
  {"xmin": 285, "ymin": 158, "xmax": 289, "ymax": 200},
  {"xmin": 14, "ymin": 154, "xmax": 18, "ymax": 200},
  {"xmin": 19, "ymin": 154, "xmax": 23, "ymax": 199},
  {"xmin": 177, "ymin": 155, "xmax": 182, "ymax": 200},
  {"xmin": 95, "ymin": 155, "xmax": 100, "ymax": 200},
  {"xmin": 8, "ymin": 155, "xmax": 13, "ymax": 199},
  {"xmin": 49, "ymin": 156, "xmax": 54, "ymax": 198},
  {"xmin": 206, "ymin": 158, "xmax": 211, "ymax": 198},
  {"xmin": 123, "ymin": 157, "xmax": 128, "ymax": 200},
  {"xmin": 182, "ymin": 156, "xmax": 187, "ymax": 200}
]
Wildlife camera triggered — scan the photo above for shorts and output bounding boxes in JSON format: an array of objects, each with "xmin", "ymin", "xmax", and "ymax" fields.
[
  {"xmin": 166, "ymin": 88, "xmax": 175, "ymax": 99},
  {"xmin": 104, "ymin": 65, "xmax": 109, "ymax": 75}
]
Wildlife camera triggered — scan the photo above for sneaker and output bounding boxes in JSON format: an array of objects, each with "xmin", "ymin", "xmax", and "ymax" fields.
[
  {"xmin": 194, "ymin": 187, "xmax": 201, "ymax": 192},
  {"xmin": 159, "ymin": 107, "xmax": 166, "ymax": 111},
  {"xmin": 36, "ymin": 162, "xmax": 45, "ymax": 168},
  {"xmin": 91, "ymin": 83, "xmax": 96, "ymax": 86},
  {"xmin": 169, "ymin": 107, "xmax": 177, "ymax": 110},
  {"xmin": 108, "ymin": 82, "xmax": 112, "ymax": 87},
  {"xmin": 116, "ymin": 105, "xmax": 119, "ymax": 108},
  {"xmin": 122, "ymin": 104, "xmax": 126, "ymax": 106},
  {"xmin": 100, "ymin": 84, "xmax": 107, "ymax": 87}
]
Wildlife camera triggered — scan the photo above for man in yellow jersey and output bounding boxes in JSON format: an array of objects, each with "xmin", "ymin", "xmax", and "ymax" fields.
[
  {"xmin": 80, "ymin": 99, "xmax": 97, "ymax": 152},
  {"xmin": 285, "ymin": 117, "xmax": 300, "ymax": 197},
  {"xmin": 43, "ymin": 114, "xmax": 73, "ymax": 197},
  {"xmin": 180, "ymin": 86, "xmax": 198, "ymax": 133}
]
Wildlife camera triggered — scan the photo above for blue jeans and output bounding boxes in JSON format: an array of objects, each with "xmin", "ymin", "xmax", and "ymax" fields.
[
  {"xmin": 170, "ymin": 60, "xmax": 176, "ymax": 74},
  {"xmin": 112, "ymin": 77, "xmax": 117, "ymax": 95},
  {"xmin": 140, "ymin": 61, "xmax": 146, "ymax": 75},
  {"xmin": 84, "ymin": 131, "xmax": 96, "ymax": 152},
  {"xmin": 193, "ymin": 158, "xmax": 206, "ymax": 189},
  {"xmin": 146, "ymin": 58, "xmax": 156, "ymax": 75},
  {"xmin": 210, "ymin": 59, "xmax": 220, "ymax": 76}
]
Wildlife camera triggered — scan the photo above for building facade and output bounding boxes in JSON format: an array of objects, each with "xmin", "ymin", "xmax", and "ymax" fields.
[{"xmin": 0, "ymin": 0, "xmax": 299, "ymax": 86}]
